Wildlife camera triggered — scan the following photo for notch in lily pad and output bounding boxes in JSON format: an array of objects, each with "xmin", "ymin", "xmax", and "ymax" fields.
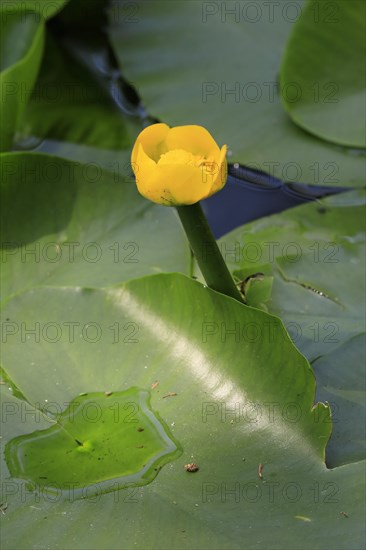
[{"xmin": 5, "ymin": 388, "xmax": 181, "ymax": 499}]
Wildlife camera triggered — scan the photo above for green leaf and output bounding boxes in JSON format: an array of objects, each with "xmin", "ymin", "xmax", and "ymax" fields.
[
  {"xmin": 219, "ymin": 189, "xmax": 366, "ymax": 467},
  {"xmin": 0, "ymin": 11, "xmax": 44, "ymax": 151},
  {"xmin": 15, "ymin": 0, "xmax": 144, "ymax": 159},
  {"xmin": 311, "ymin": 334, "xmax": 365, "ymax": 468},
  {"xmin": 280, "ymin": 0, "xmax": 366, "ymax": 148},
  {"xmin": 18, "ymin": 24, "xmax": 140, "ymax": 151},
  {"xmin": 0, "ymin": 152, "xmax": 190, "ymax": 301},
  {"xmin": 1, "ymin": 1, "xmax": 70, "ymax": 20},
  {"xmin": 2, "ymin": 275, "xmax": 363, "ymax": 550},
  {"xmin": 108, "ymin": 0, "xmax": 366, "ymax": 186}
]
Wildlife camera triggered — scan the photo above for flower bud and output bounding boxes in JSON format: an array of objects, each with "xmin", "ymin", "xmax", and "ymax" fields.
[{"xmin": 131, "ymin": 123, "xmax": 227, "ymax": 206}]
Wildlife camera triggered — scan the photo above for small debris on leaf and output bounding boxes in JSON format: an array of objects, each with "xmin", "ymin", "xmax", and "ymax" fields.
[
  {"xmin": 137, "ymin": 427, "xmax": 144, "ymax": 432},
  {"xmin": 136, "ymin": 445, "xmax": 144, "ymax": 449},
  {"xmin": 295, "ymin": 515, "xmax": 311, "ymax": 522},
  {"xmin": 105, "ymin": 391, "xmax": 113, "ymax": 397},
  {"xmin": 340, "ymin": 511, "xmax": 349, "ymax": 518},
  {"xmin": 258, "ymin": 463, "xmax": 263, "ymax": 479},
  {"xmin": 185, "ymin": 463, "xmax": 199, "ymax": 473},
  {"xmin": 0, "ymin": 503, "xmax": 8, "ymax": 515},
  {"xmin": 151, "ymin": 381, "xmax": 159, "ymax": 390},
  {"xmin": 162, "ymin": 392, "xmax": 177, "ymax": 399}
]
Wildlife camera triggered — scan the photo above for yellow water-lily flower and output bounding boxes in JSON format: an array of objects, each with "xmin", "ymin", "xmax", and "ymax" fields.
[{"xmin": 131, "ymin": 123, "xmax": 227, "ymax": 206}]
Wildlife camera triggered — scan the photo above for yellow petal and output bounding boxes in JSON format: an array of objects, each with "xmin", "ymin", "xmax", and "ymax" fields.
[
  {"xmin": 131, "ymin": 123, "xmax": 170, "ymax": 165},
  {"xmin": 134, "ymin": 143, "xmax": 164, "ymax": 203},
  {"xmin": 156, "ymin": 163, "xmax": 213, "ymax": 205},
  {"xmin": 164, "ymin": 125, "xmax": 221, "ymax": 157},
  {"xmin": 135, "ymin": 143, "xmax": 213, "ymax": 205},
  {"xmin": 211, "ymin": 145, "xmax": 228, "ymax": 194}
]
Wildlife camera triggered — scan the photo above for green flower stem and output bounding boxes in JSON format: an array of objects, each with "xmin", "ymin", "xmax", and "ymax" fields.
[{"xmin": 176, "ymin": 202, "xmax": 244, "ymax": 303}]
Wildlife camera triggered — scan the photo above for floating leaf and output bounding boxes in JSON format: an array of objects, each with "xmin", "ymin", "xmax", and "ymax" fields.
[
  {"xmin": 281, "ymin": 0, "xmax": 366, "ymax": 148},
  {"xmin": 1, "ymin": 275, "xmax": 363, "ymax": 549},
  {"xmin": 108, "ymin": 0, "xmax": 365, "ymax": 186},
  {"xmin": 0, "ymin": 152, "xmax": 190, "ymax": 301},
  {"xmin": 0, "ymin": 11, "xmax": 44, "ymax": 151},
  {"xmin": 219, "ymin": 189, "xmax": 366, "ymax": 466}
]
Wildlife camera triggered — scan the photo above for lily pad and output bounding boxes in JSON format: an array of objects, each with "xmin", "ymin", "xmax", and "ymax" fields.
[
  {"xmin": 219, "ymin": 189, "xmax": 366, "ymax": 466},
  {"xmin": 2, "ymin": 1, "xmax": 69, "ymax": 20},
  {"xmin": 108, "ymin": 0, "xmax": 365, "ymax": 186},
  {"xmin": 0, "ymin": 10, "xmax": 44, "ymax": 151},
  {"xmin": 281, "ymin": 0, "xmax": 366, "ymax": 148},
  {"xmin": 0, "ymin": 275, "xmax": 364, "ymax": 549},
  {"xmin": 18, "ymin": 32, "xmax": 139, "ymax": 152},
  {"xmin": 312, "ymin": 334, "xmax": 366, "ymax": 467},
  {"xmin": 0, "ymin": 152, "xmax": 190, "ymax": 302},
  {"xmin": 18, "ymin": 5, "xmax": 141, "ymax": 153}
]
